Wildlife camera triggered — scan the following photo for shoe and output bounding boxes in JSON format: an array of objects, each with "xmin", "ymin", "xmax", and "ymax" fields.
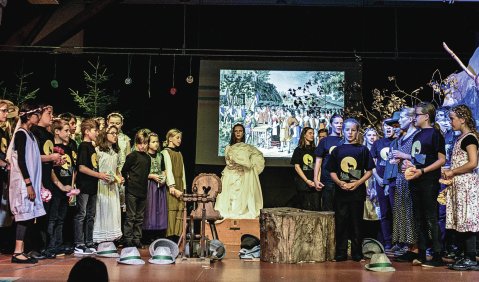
[
  {"xmin": 352, "ymin": 255, "xmax": 364, "ymax": 262},
  {"xmin": 11, "ymin": 253, "xmax": 38, "ymax": 264},
  {"xmin": 86, "ymin": 243, "xmax": 97, "ymax": 253},
  {"xmin": 333, "ymin": 254, "xmax": 348, "ymax": 262},
  {"xmin": 412, "ymin": 258, "xmax": 425, "ymax": 266},
  {"xmin": 28, "ymin": 250, "xmax": 46, "ymax": 260},
  {"xmin": 422, "ymin": 257, "xmax": 446, "ymax": 268},
  {"xmin": 61, "ymin": 246, "xmax": 74, "ymax": 255},
  {"xmin": 42, "ymin": 249, "xmax": 56, "ymax": 259},
  {"xmin": 394, "ymin": 246, "xmax": 409, "ymax": 257},
  {"xmin": 394, "ymin": 251, "xmax": 418, "ymax": 262},
  {"xmin": 74, "ymin": 245, "xmax": 95, "ymax": 255},
  {"xmin": 449, "ymin": 258, "xmax": 478, "ymax": 271}
]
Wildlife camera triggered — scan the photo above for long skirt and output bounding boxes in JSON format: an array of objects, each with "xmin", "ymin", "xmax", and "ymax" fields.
[{"xmin": 143, "ymin": 180, "xmax": 168, "ymax": 231}]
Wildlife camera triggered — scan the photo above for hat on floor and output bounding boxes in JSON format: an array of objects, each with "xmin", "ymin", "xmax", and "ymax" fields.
[
  {"xmin": 149, "ymin": 238, "xmax": 179, "ymax": 260},
  {"xmin": 362, "ymin": 238, "xmax": 385, "ymax": 259},
  {"xmin": 149, "ymin": 246, "xmax": 175, "ymax": 264},
  {"xmin": 96, "ymin": 242, "xmax": 120, "ymax": 258},
  {"xmin": 116, "ymin": 247, "xmax": 145, "ymax": 265},
  {"xmin": 209, "ymin": 239, "xmax": 226, "ymax": 260},
  {"xmin": 365, "ymin": 253, "xmax": 396, "ymax": 272},
  {"xmin": 240, "ymin": 234, "xmax": 260, "ymax": 250}
]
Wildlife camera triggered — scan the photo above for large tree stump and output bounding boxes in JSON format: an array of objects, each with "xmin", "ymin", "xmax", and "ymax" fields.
[{"xmin": 260, "ymin": 207, "xmax": 335, "ymax": 263}]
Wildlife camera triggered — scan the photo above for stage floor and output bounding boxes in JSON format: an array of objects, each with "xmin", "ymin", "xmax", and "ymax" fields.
[{"xmin": 1, "ymin": 248, "xmax": 479, "ymax": 282}]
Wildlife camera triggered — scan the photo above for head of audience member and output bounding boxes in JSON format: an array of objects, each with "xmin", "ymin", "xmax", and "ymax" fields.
[
  {"xmin": 80, "ymin": 118, "xmax": 99, "ymax": 142},
  {"xmin": 328, "ymin": 114, "xmax": 343, "ymax": 136},
  {"xmin": 229, "ymin": 123, "xmax": 245, "ymax": 145},
  {"xmin": 67, "ymin": 257, "xmax": 108, "ymax": 282},
  {"xmin": 107, "ymin": 112, "xmax": 124, "ymax": 132},
  {"xmin": 59, "ymin": 112, "xmax": 77, "ymax": 136},
  {"xmin": 362, "ymin": 127, "xmax": 378, "ymax": 148}
]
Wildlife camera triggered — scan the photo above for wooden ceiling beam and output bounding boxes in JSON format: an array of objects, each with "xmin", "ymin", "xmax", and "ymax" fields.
[{"xmin": 33, "ymin": 0, "xmax": 120, "ymax": 47}]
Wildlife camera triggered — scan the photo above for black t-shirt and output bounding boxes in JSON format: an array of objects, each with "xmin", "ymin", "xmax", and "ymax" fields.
[
  {"xmin": 52, "ymin": 143, "xmax": 76, "ymax": 196},
  {"xmin": 76, "ymin": 141, "xmax": 98, "ymax": 195},
  {"xmin": 370, "ymin": 137, "xmax": 394, "ymax": 178},
  {"xmin": 326, "ymin": 143, "xmax": 375, "ymax": 202},
  {"xmin": 460, "ymin": 134, "xmax": 479, "ymax": 151},
  {"xmin": 31, "ymin": 125, "xmax": 55, "ymax": 188},
  {"xmin": 290, "ymin": 145, "xmax": 316, "ymax": 191},
  {"xmin": 314, "ymin": 135, "xmax": 342, "ymax": 184},
  {"xmin": 411, "ymin": 128, "xmax": 445, "ymax": 180},
  {"xmin": 121, "ymin": 151, "xmax": 151, "ymax": 199}
]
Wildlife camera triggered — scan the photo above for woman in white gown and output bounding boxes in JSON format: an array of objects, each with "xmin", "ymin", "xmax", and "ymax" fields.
[{"xmin": 215, "ymin": 123, "xmax": 265, "ymax": 219}]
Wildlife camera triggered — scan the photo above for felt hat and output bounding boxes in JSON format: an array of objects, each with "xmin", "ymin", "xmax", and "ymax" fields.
[
  {"xmin": 384, "ymin": 111, "xmax": 401, "ymax": 125},
  {"xmin": 240, "ymin": 234, "xmax": 260, "ymax": 250},
  {"xmin": 209, "ymin": 239, "xmax": 226, "ymax": 260},
  {"xmin": 96, "ymin": 242, "xmax": 119, "ymax": 258},
  {"xmin": 116, "ymin": 247, "xmax": 145, "ymax": 265},
  {"xmin": 365, "ymin": 253, "xmax": 396, "ymax": 272},
  {"xmin": 149, "ymin": 246, "xmax": 175, "ymax": 264},
  {"xmin": 362, "ymin": 238, "xmax": 385, "ymax": 259},
  {"xmin": 149, "ymin": 238, "xmax": 179, "ymax": 260}
]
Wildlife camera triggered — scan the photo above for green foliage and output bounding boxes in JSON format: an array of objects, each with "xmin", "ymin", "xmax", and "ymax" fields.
[
  {"xmin": 69, "ymin": 57, "xmax": 117, "ymax": 118},
  {"xmin": 1, "ymin": 72, "xmax": 39, "ymax": 105}
]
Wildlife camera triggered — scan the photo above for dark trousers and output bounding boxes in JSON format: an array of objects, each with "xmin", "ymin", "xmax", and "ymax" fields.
[
  {"xmin": 334, "ymin": 200, "xmax": 364, "ymax": 257},
  {"xmin": 123, "ymin": 193, "xmax": 146, "ymax": 244},
  {"xmin": 410, "ymin": 179, "xmax": 442, "ymax": 254},
  {"xmin": 377, "ymin": 183, "xmax": 395, "ymax": 247},
  {"xmin": 296, "ymin": 190, "xmax": 321, "ymax": 211},
  {"xmin": 73, "ymin": 193, "xmax": 97, "ymax": 246},
  {"xmin": 46, "ymin": 193, "xmax": 68, "ymax": 251},
  {"xmin": 321, "ymin": 183, "xmax": 336, "ymax": 211},
  {"xmin": 25, "ymin": 203, "xmax": 49, "ymax": 253}
]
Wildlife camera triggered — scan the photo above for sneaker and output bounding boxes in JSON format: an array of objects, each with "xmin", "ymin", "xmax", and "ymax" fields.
[
  {"xmin": 352, "ymin": 254, "xmax": 365, "ymax": 262},
  {"xmin": 333, "ymin": 254, "xmax": 348, "ymax": 262},
  {"xmin": 422, "ymin": 258, "xmax": 446, "ymax": 268},
  {"xmin": 394, "ymin": 251, "xmax": 418, "ymax": 262},
  {"xmin": 449, "ymin": 258, "xmax": 478, "ymax": 271},
  {"xmin": 27, "ymin": 250, "xmax": 46, "ymax": 260},
  {"xmin": 394, "ymin": 246, "xmax": 409, "ymax": 257},
  {"xmin": 86, "ymin": 243, "xmax": 97, "ymax": 253},
  {"xmin": 74, "ymin": 245, "xmax": 95, "ymax": 255}
]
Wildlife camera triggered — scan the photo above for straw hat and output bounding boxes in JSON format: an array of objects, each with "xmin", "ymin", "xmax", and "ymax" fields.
[
  {"xmin": 149, "ymin": 239, "xmax": 179, "ymax": 260},
  {"xmin": 365, "ymin": 253, "xmax": 396, "ymax": 272},
  {"xmin": 96, "ymin": 242, "xmax": 119, "ymax": 258},
  {"xmin": 148, "ymin": 246, "xmax": 175, "ymax": 265},
  {"xmin": 362, "ymin": 238, "xmax": 385, "ymax": 259},
  {"xmin": 116, "ymin": 247, "xmax": 145, "ymax": 265}
]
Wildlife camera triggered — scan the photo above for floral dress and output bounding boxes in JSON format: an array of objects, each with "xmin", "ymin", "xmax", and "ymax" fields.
[
  {"xmin": 446, "ymin": 133, "xmax": 479, "ymax": 232},
  {"xmin": 392, "ymin": 131, "xmax": 418, "ymax": 245}
]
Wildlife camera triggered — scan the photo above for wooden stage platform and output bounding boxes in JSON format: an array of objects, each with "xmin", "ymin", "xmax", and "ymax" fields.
[{"xmin": 1, "ymin": 248, "xmax": 479, "ymax": 281}]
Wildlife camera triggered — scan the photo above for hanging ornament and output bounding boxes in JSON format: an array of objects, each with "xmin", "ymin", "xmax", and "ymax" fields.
[
  {"xmin": 125, "ymin": 54, "xmax": 133, "ymax": 85},
  {"xmin": 186, "ymin": 56, "xmax": 194, "ymax": 84},
  {"xmin": 51, "ymin": 57, "xmax": 59, "ymax": 89},
  {"xmin": 170, "ymin": 55, "xmax": 177, "ymax": 95}
]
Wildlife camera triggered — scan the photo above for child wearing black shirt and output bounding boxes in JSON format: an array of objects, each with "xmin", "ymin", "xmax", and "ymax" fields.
[
  {"xmin": 327, "ymin": 118, "xmax": 375, "ymax": 262},
  {"xmin": 73, "ymin": 119, "xmax": 109, "ymax": 255},
  {"xmin": 121, "ymin": 129, "xmax": 151, "ymax": 248}
]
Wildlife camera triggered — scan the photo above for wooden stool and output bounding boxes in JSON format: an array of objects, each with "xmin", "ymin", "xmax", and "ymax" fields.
[{"xmin": 260, "ymin": 207, "xmax": 335, "ymax": 263}]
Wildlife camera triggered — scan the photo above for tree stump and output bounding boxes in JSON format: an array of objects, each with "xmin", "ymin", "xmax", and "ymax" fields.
[{"xmin": 260, "ymin": 207, "xmax": 335, "ymax": 263}]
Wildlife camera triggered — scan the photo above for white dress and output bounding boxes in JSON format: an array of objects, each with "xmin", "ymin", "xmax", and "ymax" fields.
[
  {"xmin": 215, "ymin": 142, "xmax": 265, "ymax": 219},
  {"xmin": 93, "ymin": 147, "xmax": 122, "ymax": 242}
]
